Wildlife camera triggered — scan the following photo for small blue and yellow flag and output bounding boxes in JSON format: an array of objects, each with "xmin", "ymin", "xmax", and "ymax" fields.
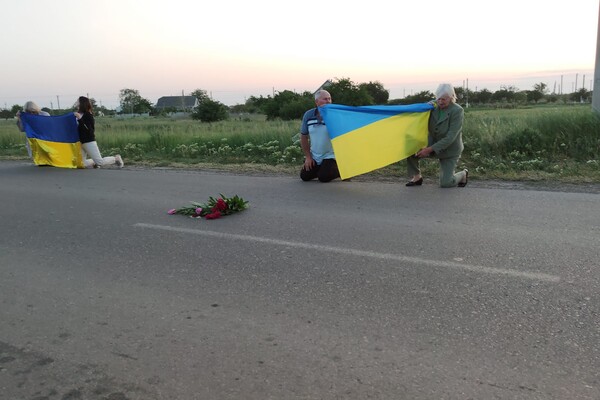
[
  {"xmin": 319, "ymin": 103, "xmax": 434, "ymax": 179},
  {"xmin": 20, "ymin": 112, "xmax": 84, "ymax": 168}
]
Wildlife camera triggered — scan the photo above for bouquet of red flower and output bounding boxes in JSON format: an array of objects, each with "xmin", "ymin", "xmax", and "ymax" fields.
[{"xmin": 168, "ymin": 194, "xmax": 248, "ymax": 220}]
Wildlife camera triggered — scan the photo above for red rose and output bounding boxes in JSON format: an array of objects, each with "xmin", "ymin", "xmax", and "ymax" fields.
[
  {"xmin": 205, "ymin": 211, "xmax": 222, "ymax": 219},
  {"xmin": 215, "ymin": 198, "xmax": 228, "ymax": 211}
]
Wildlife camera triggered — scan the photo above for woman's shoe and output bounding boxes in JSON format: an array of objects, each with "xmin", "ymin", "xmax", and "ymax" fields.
[
  {"xmin": 406, "ymin": 177, "xmax": 423, "ymax": 187},
  {"xmin": 458, "ymin": 169, "xmax": 469, "ymax": 187}
]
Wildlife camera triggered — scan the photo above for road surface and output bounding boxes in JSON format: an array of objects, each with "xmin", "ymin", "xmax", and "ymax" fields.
[{"xmin": 1, "ymin": 160, "xmax": 599, "ymax": 399}]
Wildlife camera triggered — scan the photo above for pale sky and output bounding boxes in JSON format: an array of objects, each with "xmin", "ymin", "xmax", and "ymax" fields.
[{"xmin": 2, "ymin": 0, "xmax": 598, "ymax": 109}]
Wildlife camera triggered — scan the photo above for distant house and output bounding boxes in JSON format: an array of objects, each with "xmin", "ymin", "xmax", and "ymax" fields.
[{"xmin": 155, "ymin": 96, "xmax": 198, "ymax": 112}]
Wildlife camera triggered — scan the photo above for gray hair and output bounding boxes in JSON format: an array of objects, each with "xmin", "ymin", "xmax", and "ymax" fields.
[
  {"xmin": 24, "ymin": 101, "xmax": 42, "ymax": 114},
  {"xmin": 314, "ymin": 89, "xmax": 331, "ymax": 101},
  {"xmin": 435, "ymin": 83, "xmax": 456, "ymax": 102}
]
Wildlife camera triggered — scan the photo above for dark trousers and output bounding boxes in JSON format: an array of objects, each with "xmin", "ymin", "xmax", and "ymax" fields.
[{"xmin": 300, "ymin": 159, "xmax": 340, "ymax": 182}]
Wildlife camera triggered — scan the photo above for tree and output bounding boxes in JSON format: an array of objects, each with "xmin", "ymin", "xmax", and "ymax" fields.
[
  {"xmin": 279, "ymin": 98, "xmax": 314, "ymax": 120},
  {"xmin": 388, "ymin": 91, "xmax": 434, "ymax": 105},
  {"xmin": 514, "ymin": 91, "xmax": 528, "ymax": 104},
  {"xmin": 453, "ymin": 87, "xmax": 473, "ymax": 105},
  {"xmin": 119, "ymin": 88, "xmax": 152, "ymax": 114},
  {"xmin": 359, "ymin": 81, "xmax": 389, "ymax": 104},
  {"xmin": 533, "ymin": 82, "xmax": 548, "ymax": 94},
  {"xmin": 191, "ymin": 99, "xmax": 229, "ymax": 122},
  {"xmin": 571, "ymin": 88, "xmax": 591, "ymax": 103},
  {"xmin": 190, "ymin": 89, "xmax": 211, "ymax": 104},
  {"xmin": 492, "ymin": 85, "xmax": 519, "ymax": 102},
  {"xmin": 473, "ymin": 88, "xmax": 493, "ymax": 104},
  {"xmin": 0, "ymin": 109, "xmax": 12, "ymax": 120},
  {"xmin": 530, "ymin": 82, "xmax": 548, "ymax": 103},
  {"xmin": 262, "ymin": 90, "xmax": 313, "ymax": 120},
  {"xmin": 326, "ymin": 78, "xmax": 374, "ymax": 106}
]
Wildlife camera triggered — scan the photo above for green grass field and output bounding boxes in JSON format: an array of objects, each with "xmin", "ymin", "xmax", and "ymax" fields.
[{"xmin": 2, "ymin": 105, "xmax": 599, "ymax": 182}]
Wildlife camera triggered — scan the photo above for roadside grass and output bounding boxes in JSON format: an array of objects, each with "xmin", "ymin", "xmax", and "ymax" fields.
[{"xmin": 1, "ymin": 105, "xmax": 598, "ymax": 182}]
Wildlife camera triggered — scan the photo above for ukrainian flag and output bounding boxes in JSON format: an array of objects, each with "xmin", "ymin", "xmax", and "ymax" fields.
[
  {"xmin": 20, "ymin": 112, "xmax": 84, "ymax": 168},
  {"xmin": 319, "ymin": 103, "xmax": 434, "ymax": 179}
]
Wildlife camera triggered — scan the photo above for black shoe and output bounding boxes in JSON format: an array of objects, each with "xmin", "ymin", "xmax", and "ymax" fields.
[
  {"xmin": 458, "ymin": 169, "xmax": 469, "ymax": 187},
  {"xmin": 406, "ymin": 177, "xmax": 423, "ymax": 187}
]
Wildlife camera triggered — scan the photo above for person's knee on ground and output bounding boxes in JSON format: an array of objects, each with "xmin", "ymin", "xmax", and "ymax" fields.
[
  {"xmin": 318, "ymin": 174, "xmax": 336, "ymax": 183},
  {"xmin": 300, "ymin": 165, "xmax": 319, "ymax": 181},
  {"xmin": 300, "ymin": 171, "xmax": 314, "ymax": 181},
  {"xmin": 317, "ymin": 159, "xmax": 340, "ymax": 182},
  {"xmin": 439, "ymin": 170, "xmax": 465, "ymax": 188},
  {"xmin": 439, "ymin": 178, "xmax": 457, "ymax": 188}
]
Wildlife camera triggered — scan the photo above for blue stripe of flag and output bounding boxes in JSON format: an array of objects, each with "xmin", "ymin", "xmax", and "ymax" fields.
[
  {"xmin": 20, "ymin": 113, "xmax": 79, "ymax": 143},
  {"xmin": 320, "ymin": 103, "xmax": 434, "ymax": 140}
]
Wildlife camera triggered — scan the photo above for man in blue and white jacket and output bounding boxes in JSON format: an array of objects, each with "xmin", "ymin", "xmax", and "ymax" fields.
[{"xmin": 299, "ymin": 90, "xmax": 340, "ymax": 182}]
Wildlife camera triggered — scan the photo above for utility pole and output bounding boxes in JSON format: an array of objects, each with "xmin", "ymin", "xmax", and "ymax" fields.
[
  {"xmin": 466, "ymin": 78, "xmax": 469, "ymax": 108},
  {"xmin": 561, "ymin": 75, "xmax": 564, "ymax": 95},
  {"xmin": 56, "ymin": 95, "xmax": 60, "ymax": 110},
  {"xmin": 593, "ymin": 0, "xmax": 600, "ymax": 113}
]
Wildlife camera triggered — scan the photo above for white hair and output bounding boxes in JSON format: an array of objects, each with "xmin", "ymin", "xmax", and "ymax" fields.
[
  {"xmin": 314, "ymin": 89, "xmax": 330, "ymax": 101},
  {"xmin": 24, "ymin": 101, "xmax": 42, "ymax": 114},
  {"xmin": 435, "ymin": 83, "xmax": 456, "ymax": 102}
]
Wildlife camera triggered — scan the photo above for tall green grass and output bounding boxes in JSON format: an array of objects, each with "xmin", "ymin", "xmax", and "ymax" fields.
[
  {"xmin": 466, "ymin": 106, "xmax": 599, "ymax": 159},
  {"xmin": 1, "ymin": 106, "xmax": 599, "ymax": 181},
  {"xmin": 461, "ymin": 105, "xmax": 600, "ymax": 180}
]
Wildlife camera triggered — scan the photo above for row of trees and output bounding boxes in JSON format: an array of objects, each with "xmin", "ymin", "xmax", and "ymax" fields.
[
  {"xmin": 1, "ymin": 78, "xmax": 593, "ymax": 122},
  {"xmin": 235, "ymin": 78, "xmax": 594, "ymax": 121}
]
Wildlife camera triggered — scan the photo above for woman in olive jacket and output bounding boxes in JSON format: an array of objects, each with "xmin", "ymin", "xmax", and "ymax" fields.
[
  {"xmin": 75, "ymin": 96, "xmax": 124, "ymax": 169},
  {"xmin": 406, "ymin": 83, "xmax": 468, "ymax": 188}
]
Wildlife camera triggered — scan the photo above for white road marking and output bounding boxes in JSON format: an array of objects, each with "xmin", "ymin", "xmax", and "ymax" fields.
[{"xmin": 134, "ymin": 223, "xmax": 561, "ymax": 283}]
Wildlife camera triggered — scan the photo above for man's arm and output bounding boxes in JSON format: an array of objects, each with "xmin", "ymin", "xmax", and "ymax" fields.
[{"xmin": 300, "ymin": 134, "xmax": 315, "ymax": 171}]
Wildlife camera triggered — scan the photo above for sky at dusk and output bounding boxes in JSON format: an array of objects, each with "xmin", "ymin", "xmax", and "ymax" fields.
[{"xmin": 2, "ymin": 0, "xmax": 598, "ymax": 110}]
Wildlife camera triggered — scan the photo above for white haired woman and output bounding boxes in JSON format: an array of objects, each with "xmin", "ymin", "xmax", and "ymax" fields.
[
  {"xmin": 16, "ymin": 101, "xmax": 50, "ymax": 158},
  {"xmin": 405, "ymin": 83, "xmax": 468, "ymax": 188}
]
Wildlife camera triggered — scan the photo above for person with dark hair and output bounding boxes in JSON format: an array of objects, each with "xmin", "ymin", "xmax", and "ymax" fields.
[
  {"xmin": 74, "ymin": 96, "xmax": 124, "ymax": 169},
  {"xmin": 405, "ymin": 83, "xmax": 468, "ymax": 188},
  {"xmin": 299, "ymin": 89, "xmax": 340, "ymax": 182}
]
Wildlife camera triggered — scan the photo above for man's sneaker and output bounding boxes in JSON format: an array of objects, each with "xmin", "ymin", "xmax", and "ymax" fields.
[{"xmin": 115, "ymin": 154, "xmax": 124, "ymax": 168}]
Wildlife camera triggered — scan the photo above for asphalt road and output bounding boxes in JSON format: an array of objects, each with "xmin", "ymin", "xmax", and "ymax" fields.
[{"xmin": 1, "ymin": 160, "xmax": 599, "ymax": 400}]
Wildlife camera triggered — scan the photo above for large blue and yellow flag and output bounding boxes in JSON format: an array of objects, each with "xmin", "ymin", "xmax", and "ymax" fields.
[
  {"xmin": 319, "ymin": 103, "xmax": 434, "ymax": 179},
  {"xmin": 19, "ymin": 112, "xmax": 84, "ymax": 168}
]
